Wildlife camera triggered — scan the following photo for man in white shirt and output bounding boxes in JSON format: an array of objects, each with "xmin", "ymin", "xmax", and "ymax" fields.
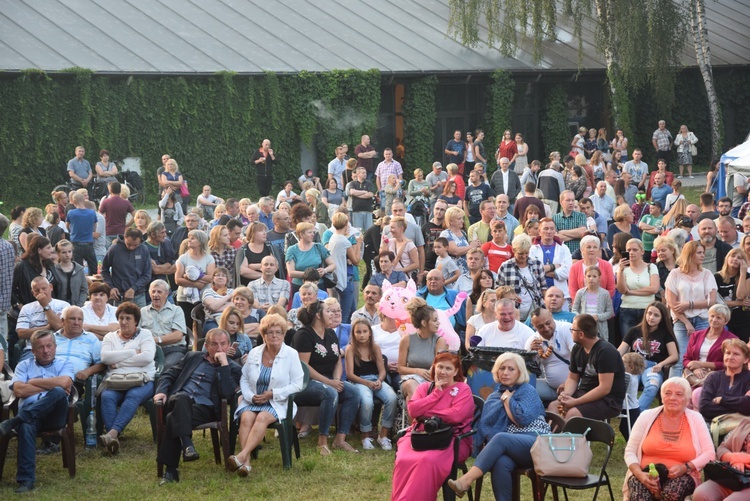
[
  {"xmin": 327, "ymin": 146, "xmax": 347, "ymax": 190},
  {"xmin": 526, "ymin": 308, "xmax": 574, "ymax": 403},
  {"xmin": 475, "ymin": 299, "xmax": 534, "ymax": 349},
  {"xmin": 590, "ymin": 181, "xmax": 615, "ymax": 223},
  {"xmin": 623, "ymin": 149, "xmax": 648, "ymax": 190},
  {"xmin": 16, "ymin": 277, "xmax": 69, "ymax": 363}
]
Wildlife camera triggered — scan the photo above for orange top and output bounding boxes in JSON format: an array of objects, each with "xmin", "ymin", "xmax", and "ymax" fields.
[{"xmin": 640, "ymin": 414, "xmax": 696, "ymax": 468}]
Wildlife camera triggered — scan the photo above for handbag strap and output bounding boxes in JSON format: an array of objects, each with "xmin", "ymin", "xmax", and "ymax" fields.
[{"xmin": 314, "ymin": 243, "xmax": 326, "ymax": 268}]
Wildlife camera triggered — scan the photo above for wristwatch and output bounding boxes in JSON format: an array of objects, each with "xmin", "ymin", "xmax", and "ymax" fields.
[
  {"xmin": 685, "ymin": 462, "xmax": 692, "ymax": 472},
  {"xmin": 42, "ymin": 305, "xmax": 51, "ymax": 312}
]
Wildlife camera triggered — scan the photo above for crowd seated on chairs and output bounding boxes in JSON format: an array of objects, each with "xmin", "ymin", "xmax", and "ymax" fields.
[{"xmin": 5, "ymin": 137, "xmax": 750, "ymax": 498}]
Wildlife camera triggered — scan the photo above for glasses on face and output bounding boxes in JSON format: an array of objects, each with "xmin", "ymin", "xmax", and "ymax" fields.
[
  {"xmin": 265, "ymin": 330, "xmax": 284, "ymax": 337},
  {"xmin": 570, "ymin": 328, "xmax": 583, "ymax": 334}
]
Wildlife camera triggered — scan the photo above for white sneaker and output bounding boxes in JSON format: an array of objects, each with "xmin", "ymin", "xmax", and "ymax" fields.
[
  {"xmin": 689, "ymin": 175, "xmax": 695, "ymax": 179},
  {"xmin": 377, "ymin": 437, "xmax": 393, "ymax": 451},
  {"xmin": 677, "ymin": 175, "xmax": 683, "ymax": 179},
  {"xmin": 362, "ymin": 438, "xmax": 375, "ymax": 450}
]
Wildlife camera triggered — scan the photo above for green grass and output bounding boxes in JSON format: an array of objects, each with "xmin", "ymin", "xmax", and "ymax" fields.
[{"xmin": 1, "ymin": 408, "xmax": 631, "ymax": 500}]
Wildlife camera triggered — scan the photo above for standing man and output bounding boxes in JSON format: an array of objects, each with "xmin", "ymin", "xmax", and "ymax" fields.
[
  {"xmin": 66, "ymin": 192, "xmax": 98, "ymax": 273},
  {"xmin": 355, "ymin": 135, "xmax": 378, "ymax": 181},
  {"xmin": 590, "ymin": 181, "xmax": 616, "ymax": 224},
  {"xmin": 552, "ymin": 191, "xmax": 587, "ymax": 254},
  {"xmin": 154, "ymin": 328, "xmax": 241, "ymax": 486},
  {"xmin": 249, "ymin": 256, "xmax": 290, "ymax": 311},
  {"xmin": 697, "ymin": 219, "xmax": 732, "ymax": 273},
  {"xmin": 530, "ymin": 219, "xmax": 573, "ymax": 306},
  {"xmin": 141, "ymin": 280, "xmax": 187, "ymax": 368},
  {"xmin": 144, "ymin": 221, "xmax": 176, "ymax": 285},
  {"xmin": 328, "ymin": 146, "xmax": 347, "ymax": 190},
  {"xmin": 513, "ymin": 181, "xmax": 546, "ymax": 221},
  {"xmin": 494, "ymin": 194, "xmax": 519, "ymax": 242},
  {"xmin": 649, "ymin": 173, "xmax": 673, "ymax": 209},
  {"xmin": 422, "ymin": 199, "xmax": 448, "ymax": 271},
  {"xmin": 251, "ymin": 139, "xmax": 275, "ymax": 197},
  {"xmin": 473, "ymin": 129, "xmax": 487, "ymax": 167},
  {"xmin": 490, "ymin": 158, "xmax": 521, "ymax": 213},
  {"xmin": 67, "ymin": 146, "xmax": 93, "ymax": 190},
  {"xmin": 0, "ymin": 214, "xmax": 13, "ymax": 344},
  {"xmin": 444, "ymin": 130, "xmax": 467, "ymax": 176},
  {"xmin": 1, "ymin": 330, "xmax": 74, "ymax": 493},
  {"xmin": 171, "ymin": 212, "xmax": 199, "ymax": 254},
  {"xmin": 652, "ymin": 120, "xmax": 673, "ymax": 168},
  {"xmin": 624, "ymin": 149, "xmax": 648, "ymax": 190},
  {"xmin": 346, "ymin": 167, "xmax": 375, "ymax": 232},
  {"xmin": 526, "ymin": 308, "xmax": 575, "ymax": 403},
  {"xmin": 101, "ymin": 227, "xmax": 153, "ymax": 307},
  {"xmin": 578, "ymin": 198, "xmax": 608, "ymax": 242},
  {"xmin": 538, "ymin": 160, "xmax": 566, "ymax": 214},
  {"xmin": 468, "ymin": 200, "xmax": 497, "ymax": 244},
  {"xmin": 375, "ymin": 148, "xmax": 403, "ymax": 209},
  {"xmin": 464, "ymin": 170, "xmax": 494, "ymax": 225},
  {"xmin": 519, "ymin": 159, "xmax": 541, "ymax": 187},
  {"xmin": 425, "ymin": 162, "xmax": 448, "ymax": 205},
  {"xmin": 99, "ymin": 181, "xmax": 135, "ymax": 245},
  {"xmin": 646, "ymin": 159, "xmax": 674, "ymax": 198}
]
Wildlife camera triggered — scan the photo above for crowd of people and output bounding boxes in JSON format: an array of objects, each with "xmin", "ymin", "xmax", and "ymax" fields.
[{"xmin": 1, "ymin": 123, "xmax": 750, "ymax": 500}]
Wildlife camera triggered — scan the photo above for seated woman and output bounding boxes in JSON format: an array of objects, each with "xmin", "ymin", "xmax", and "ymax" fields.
[
  {"xmin": 448, "ymin": 352, "xmax": 550, "ymax": 499},
  {"xmin": 398, "ymin": 297, "xmax": 448, "ymax": 404},
  {"xmin": 214, "ymin": 306, "xmax": 253, "ymax": 365},
  {"xmin": 201, "ymin": 267, "xmax": 234, "ymax": 334},
  {"xmin": 699, "ymin": 338, "xmax": 750, "ymax": 421},
  {"xmin": 624, "ymin": 377, "xmax": 715, "ymax": 501},
  {"xmin": 683, "ymin": 304, "xmax": 737, "ymax": 406},
  {"xmin": 82, "ymin": 281, "xmax": 119, "ymax": 340},
  {"xmin": 372, "ymin": 311, "xmax": 402, "ymax": 389},
  {"xmin": 288, "ymin": 282, "xmax": 324, "ymax": 331},
  {"xmin": 291, "ymin": 300, "xmax": 361, "ymax": 455},
  {"xmin": 290, "ymin": 269, "xmax": 328, "ymax": 309},
  {"xmin": 229, "ymin": 313, "xmax": 304, "ymax": 477},
  {"xmin": 465, "ymin": 288, "xmax": 497, "ymax": 351},
  {"xmin": 693, "ymin": 416, "xmax": 750, "ymax": 501},
  {"xmin": 98, "ymin": 302, "xmax": 157, "ymax": 454},
  {"xmin": 391, "ymin": 352, "xmax": 474, "ymax": 501},
  {"xmin": 369, "ymin": 250, "xmax": 408, "ymax": 288},
  {"xmin": 618, "ymin": 301, "xmax": 679, "ymax": 412},
  {"xmin": 346, "ymin": 318, "xmax": 397, "ymax": 451},
  {"xmin": 231, "ymin": 287, "xmax": 264, "ymax": 344}
]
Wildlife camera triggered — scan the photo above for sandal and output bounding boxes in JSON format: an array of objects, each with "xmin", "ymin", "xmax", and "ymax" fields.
[
  {"xmin": 298, "ymin": 425, "xmax": 312, "ymax": 439},
  {"xmin": 318, "ymin": 445, "xmax": 332, "ymax": 456},
  {"xmin": 228, "ymin": 455, "xmax": 242, "ymax": 472},
  {"xmin": 237, "ymin": 464, "xmax": 251, "ymax": 478},
  {"xmin": 447, "ymin": 478, "xmax": 468, "ymax": 498},
  {"xmin": 332, "ymin": 441, "xmax": 359, "ymax": 453}
]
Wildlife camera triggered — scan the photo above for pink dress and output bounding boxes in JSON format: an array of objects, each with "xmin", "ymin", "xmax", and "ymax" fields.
[{"xmin": 391, "ymin": 381, "xmax": 474, "ymax": 501}]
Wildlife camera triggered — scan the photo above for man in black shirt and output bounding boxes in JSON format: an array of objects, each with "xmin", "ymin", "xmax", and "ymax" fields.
[
  {"xmin": 422, "ymin": 199, "xmax": 448, "ymax": 271},
  {"xmin": 346, "ymin": 167, "xmax": 375, "ymax": 232},
  {"xmin": 548, "ymin": 313, "xmax": 625, "ymax": 421}
]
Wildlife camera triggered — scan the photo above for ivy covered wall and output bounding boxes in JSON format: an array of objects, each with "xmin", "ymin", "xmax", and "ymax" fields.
[{"xmin": 0, "ymin": 69, "xmax": 381, "ymax": 206}]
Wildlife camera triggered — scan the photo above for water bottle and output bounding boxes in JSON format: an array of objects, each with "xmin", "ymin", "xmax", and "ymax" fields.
[
  {"xmin": 85, "ymin": 410, "xmax": 97, "ymax": 449},
  {"xmin": 648, "ymin": 463, "xmax": 661, "ymax": 499}
]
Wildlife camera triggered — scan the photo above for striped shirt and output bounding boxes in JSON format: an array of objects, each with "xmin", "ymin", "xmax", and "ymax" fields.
[{"xmin": 249, "ymin": 277, "xmax": 291, "ymax": 307}]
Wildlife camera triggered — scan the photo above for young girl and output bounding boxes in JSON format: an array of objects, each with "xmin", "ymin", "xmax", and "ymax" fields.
[
  {"xmin": 621, "ymin": 352, "xmax": 644, "ymax": 440},
  {"xmin": 384, "ymin": 174, "xmax": 402, "ymax": 215},
  {"xmin": 481, "ymin": 220, "xmax": 513, "ymax": 274},
  {"xmin": 572, "ymin": 266, "xmax": 614, "ymax": 341},
  {"xmin": 216, "ymin": 306, "xmax": 253, "ymax": 365},
  {"xmin": 345, "ymin": 319, "xmax": 397, "ymax": 451},
  {"xmin": 433, "ymin": 237, "xmax": 460, "ymax": 288}
]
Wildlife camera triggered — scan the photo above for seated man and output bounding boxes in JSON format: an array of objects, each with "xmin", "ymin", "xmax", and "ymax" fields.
[
  {"xmin": 0, "ymin": 330, "xmax": 75, "ymax": 493},
  {"xmin": 351, "ymin": 284, "xmax": 381, "ymax": 326},
  {"xmin": 548, "ymin": 313, "xmax": 626, "ymax": 421},
  {"xmin": 140, "ymin": 280, "xmax": 187, "ymax": 369},
  {"xmin": 475, "ymin": 298, "xmax": 534, "ymax": 349},
  {"xmin": 154, "ymin": 328, "xmax": 242, "ymax": 486},
  {"xmin": 16, "ymin": 277, "xmax": 68, "ymax": 363},
  {"xmin": 417, "ymin": 269, "xmax": 467, "ymax": 334},
  {"xmin": 248, "ymin": 255, "xmax": 290, "ymax": 311},
  {"xmin": 526, "ymin": 308, "xmax": 574, "ymax": 404},
  {"xmin": 55, "ymin": 305, "xmax": 105, "ymax": 397}
]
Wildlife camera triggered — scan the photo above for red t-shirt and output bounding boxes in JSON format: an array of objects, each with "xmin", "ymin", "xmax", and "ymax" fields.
[
  {"xmin": 482, "ymin": 241, "xmax": 514, "ymax": 274},
  {"xmin": 99, "ymin": 196, "xmax": 135, "ymax": 236}
]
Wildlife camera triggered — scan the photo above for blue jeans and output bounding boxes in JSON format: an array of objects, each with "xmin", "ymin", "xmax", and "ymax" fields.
[
  {"xmin": 619, "ymin": 307, "xmax": 644, "ymax": 340},
  {"xmin": 14, "ymin": 387, "xmax": 69, "ymax": 483},
  {"xmin": 351, "ymin": 211, "xmax": 373, "ymax": 233},
  {"xmin": 355, "ymin": 375, "xmax": 397, "ymax": 432},
  {"xmin": 473, "ymin": 432, "xmax": 538, "ymax": 500},
  {"xmin": 670, "ymin": 316, "xmax": 709, "ymax": 378},
  {"xmin": 294, "ymin": 379, "xmax": 360, "ymax": 437},
  {"xmin": 339, "ymin": 277, "xmax": 357, "ymax": 325},
  {"xmin": 639, "ymin": 360, "xmax": 664, "ymax": 412},
  {"xmin": 100, "ymin": 381, "xmax": 155, "ymax": 434}
]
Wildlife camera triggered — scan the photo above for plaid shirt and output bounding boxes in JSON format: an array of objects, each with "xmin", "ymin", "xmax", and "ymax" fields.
[
  {"xmin": 211, "ymin": 247, "xmax": 237, "ymax": 274},
  {"xmin": 552, "ymin": 211, "xmax": 587, "ymax": 254},
  {"xmin": 0, "ymin": 239, "xmax": 13, "ymax": 310},
  {"xmin": 652, "ymin": 128, "xmax": 672, "ymax": 151},
  {"xmin": 496, "ymin": 257, "xmax": 546, "ymax": 305},
  {"xmin": 249, "ymin": 276, "xmax": 291, "ymax": 306},
  {"xmin": 375, "ymin": 160, "xmax": 403, "ymax": 188}
]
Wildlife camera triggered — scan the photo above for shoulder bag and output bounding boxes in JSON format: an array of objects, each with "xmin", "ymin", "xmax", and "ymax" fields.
[
  {"xmin": 530, "ymin": 428, "xmax": 593, "ymax": 477},
  {"xmin": 314, "ymin": 243, "xmax": 338, "ymax": 289},
  {"xmin": 95, "ymin": 372, "xmax": 149, "ymax": 398},
  {"xmin": 410, "ymin": 383, "xmax": 454, "ymax": 451}
]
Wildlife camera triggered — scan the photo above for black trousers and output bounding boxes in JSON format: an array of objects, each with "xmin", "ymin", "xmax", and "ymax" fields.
[
  {"xmin": 257, "ymin": 175, "xmax": 273, "ymax": 197},
  {"xmin": 156, "ymin": 392, "xmax": 216, "ymax": 469},
  {"xmin": 72, "ymin": 241, "xmax": 97, "ymax": 274}
]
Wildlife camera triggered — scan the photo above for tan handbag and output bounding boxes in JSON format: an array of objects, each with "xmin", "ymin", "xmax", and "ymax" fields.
[
  {"xmin": 95, "ymin": 372, "xmax": 149, "ymax": 397},
  {"xmin": 531, "ymin": 429, "xmax": 593, "ymax": 478}
]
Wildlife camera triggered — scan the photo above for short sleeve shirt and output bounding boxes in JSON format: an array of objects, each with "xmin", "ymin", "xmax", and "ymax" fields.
[
  {"xmin": 292, "ymin": 326, "xmax": 340, "ymax": 379},
  {"xmin": 622, "ymin": 327, "xmax": 675, "ymax": 364},
  {"xmin": 569, "ymin": 339, "xmax": 625, "ymax": 403},
  {"xmin": 285, "ymin": 243, "xmax": 330, "ymax": 286}
]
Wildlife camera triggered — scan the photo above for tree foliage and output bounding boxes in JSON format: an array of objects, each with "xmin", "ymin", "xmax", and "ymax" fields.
[{"xmin": 486, "ymin": 69, "xmax": 515, "ymax": 165}]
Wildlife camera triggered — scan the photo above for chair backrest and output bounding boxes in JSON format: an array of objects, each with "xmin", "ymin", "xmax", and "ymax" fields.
[
  {"xmin": 185, "ymin": 327, "xmax": 194, "ymax": 351},
  {"xmin": 471, "ymin": 395, "xmax": 485, "ymax": 429},
  {"xmin": 562, "ymin": 416, "xmax": 615, "ymax": 447},
  {"xmin": 154, "ymin": 345, "xmax": 165, "ymax": 377},
  {"xmin": 300, "ymin": 362, "xmax": 310, "ymax": 391},
  {"xmin": 545, "ymin": 411, "xmax": 566, "ymax": 433}
]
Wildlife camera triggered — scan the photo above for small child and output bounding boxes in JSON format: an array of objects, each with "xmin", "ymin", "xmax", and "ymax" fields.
[
  {"xmin": 481, "ymin": 220, "xmax": 514, "ymax": 274},
  {"xmin": 433, "ymin": 237, "xmax": 460, "ymax": 288},
  {"xmin": 621, "ymin": 353, "xmax": 644, "ymax": 440},
  {"xmin": 384, "ymin": 174, "xmax": 403, "ymax": 215},
  {"xmin": 571, "ymin": 266, "xmax": 613, "ymax": 341}
]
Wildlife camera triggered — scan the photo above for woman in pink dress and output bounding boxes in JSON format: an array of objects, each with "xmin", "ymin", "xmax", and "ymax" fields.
[{"xmin": 391, "ymin": 352, "xmax": 474, "ymax": 501}]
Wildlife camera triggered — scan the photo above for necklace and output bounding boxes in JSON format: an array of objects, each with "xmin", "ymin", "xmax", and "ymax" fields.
[{"xmin": 658, "ymin": 413, "xmax": 686, "ymax": 443}]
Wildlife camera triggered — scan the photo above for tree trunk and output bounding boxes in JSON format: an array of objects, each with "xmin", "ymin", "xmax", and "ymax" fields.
[
  {"xmin": 595, "ymin": 0, "xmax": 624, "ymax": 130},
  {"xmin": 689, "ymin": 0, "xmax": 723, "ymax": 158}
]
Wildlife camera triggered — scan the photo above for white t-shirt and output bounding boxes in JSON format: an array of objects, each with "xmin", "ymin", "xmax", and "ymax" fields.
[
  {"xmin": 372, "ymin": 326, "xmax": 401, "ymax": 363},
  {"xmin": 196, "ymin": 194, "xmax": 219, "ymax": 207},
  {"xmin": 327, "ymin": 233, "xmax": 352, "ymax": 292},
  {"xmin": 82, "ymin": 302, "xmax": 118, "ymax": 327},
  {"xmin": 524, "ymin": 321, "xmax": 574, "ymax": 388},
  {"xmin": 476, "ymin": 320, "xmax": 534, "ymax": 350}
]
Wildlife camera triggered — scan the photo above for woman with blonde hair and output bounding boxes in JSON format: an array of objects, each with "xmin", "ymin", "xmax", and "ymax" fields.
[
  {"xmin": 440, "ymin": 206, "xmax": 479, "ymax": 275},
  {"xmin": 714, "ymin": 247, "xmax": 750, "ymax": 340},
  {"xmin": 662, "ymin": 197, "xmax": 688, "ymax": 231},
  {"xmin": 406, "ymin": 168, "xmax": 430, "ymax": 205},
  {"xmin": 665, "ymin": 240, "xmax": 718, "ymax": 378},
  {"xmin": 209, "ymin": 203, "xmax": 226, "ymax": 229},
  {"xmin": 305, "ymin": 188, "xmax": 329, "ymax": 226},
  {"xmin": 217, "ymin": 305, "xmax": 253, "ymax": 363},
  {"xmin": 465, "ymin": 288, "xmax": 497, "ymax": 351},
  {"xmin": 18, "ymin": 207, "xmax": 45, "ymax": 252},
  {"xmin": 653, "ymin": 235, "xmax": 680, "ymax": 298},
  {"xmin": 175, "ymin": 229, "xmax": 215, "ymax": 328}
]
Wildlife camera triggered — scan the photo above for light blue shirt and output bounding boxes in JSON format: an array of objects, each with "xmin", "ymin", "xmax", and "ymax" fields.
[
  {"xmin": 495, "ymin": 213, "xmax": 519, "ymax": 242},
  {"xmin": 651, "ymin": 184, "xmax": 674, "ymax": 208},
  {"xmin": 67, "ymin": 157, "xmax": 92, "ymax": 180},
  {"xmin": 328, "ymin": 158, "xmax": 346, "ymax": 189},
  {"xmin": 591, "ymin": 193, "xmax": 615, "ymax": 222},
  {"xmin": 11, "ymin": 356, "xmax": 75, "ymax": 410},
  {"xmin": 54, "ymin": 330, "xmax": 102, "ymax": 375}
]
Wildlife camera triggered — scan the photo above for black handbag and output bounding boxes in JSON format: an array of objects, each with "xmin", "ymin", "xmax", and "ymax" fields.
[
  {"xmin": 410, "ymin": 383, "xmax": 454, "ymax": 451},
  {"xmin": 704, "ymin": 461, "xmax": 750, "ymax": 491},
  {"xmin": 314, "ymin": 244, "xmax": 338, "ymax": 289}
]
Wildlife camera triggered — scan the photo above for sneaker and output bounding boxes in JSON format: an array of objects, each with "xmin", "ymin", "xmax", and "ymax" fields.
[
  {"xmin": 377, "ymin": 437, "xmax": 393, "ymax": 451},
  {"xmin": 37, "ymin": 441, "xmax": 61, "ymax": 455},
  {"xmin": 15, "ymin": 482, "xmax": 35, "ymax": 494},
  {"xmin": 362, "ymin": 438, "xmax": 375, "ymax": 450},
  {"xmin": 677, "ymin": 175, "xmax": 683, "ymax": 179},
  {"xmin": 690, "ymin": 175, "xmax": 695, "ymax": 179}
]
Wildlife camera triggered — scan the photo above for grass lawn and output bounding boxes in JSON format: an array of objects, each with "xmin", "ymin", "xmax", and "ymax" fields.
[{"xmin": 0, "ymin": 408, "xmax": 631, "ymax": 500}]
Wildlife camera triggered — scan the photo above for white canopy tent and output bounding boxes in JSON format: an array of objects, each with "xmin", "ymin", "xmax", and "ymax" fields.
[{"xmin": 718, "ymin": 140, "xmax": 750, "ymax": 199}]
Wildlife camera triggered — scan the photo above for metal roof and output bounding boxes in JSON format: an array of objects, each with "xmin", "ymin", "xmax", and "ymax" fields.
[{"xmin": 0, "ymin": 0, "xmax": 747, "ymax": 75}]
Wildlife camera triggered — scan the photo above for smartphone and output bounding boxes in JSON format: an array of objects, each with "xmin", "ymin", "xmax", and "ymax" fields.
[{"xmin": 231, "ymin": 342, "xmax": 239, "ymax": 350}]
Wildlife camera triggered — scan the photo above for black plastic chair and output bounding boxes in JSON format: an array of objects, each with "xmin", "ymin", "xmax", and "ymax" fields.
[
  {"xmin": 442, "ymin": 395, "xmax": 485, "ymax": 501},
  {"xmin": 539, "ymin": 416, "xmax": 616, "ymax": 501}
]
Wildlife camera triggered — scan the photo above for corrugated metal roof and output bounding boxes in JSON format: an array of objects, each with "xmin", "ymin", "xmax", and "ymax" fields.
[{"xmin": 0, "ymin": 0, "xmax": 747, "ymax": 74}]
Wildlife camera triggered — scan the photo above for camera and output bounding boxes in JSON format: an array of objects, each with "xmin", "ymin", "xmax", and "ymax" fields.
[{"xmin": 423, "ymin": 416, "xmax": 445, "ymax": 433}]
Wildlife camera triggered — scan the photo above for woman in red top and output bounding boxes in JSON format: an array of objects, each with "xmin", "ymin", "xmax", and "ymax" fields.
[
  {"xmin": 482, "ymin": 219, "xmax": 513, "ymax": 274},
  {"xmin": 496, "ymin": 130, "xmax": 517, "ymax": 164},
  {"xmin": 446, "ymin": 163, "xmax": 466, "ymax": 200}
]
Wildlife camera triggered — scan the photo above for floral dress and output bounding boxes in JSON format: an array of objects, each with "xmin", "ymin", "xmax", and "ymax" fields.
[{"xmin": 440, "ymin": 229, "xmax": 470, "ymax": 274}]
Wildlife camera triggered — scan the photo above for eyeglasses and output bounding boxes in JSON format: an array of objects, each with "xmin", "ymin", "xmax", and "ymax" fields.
[
  {"xmin": 264, "ymin": 331, "xmax": 284, "ymax": 337},
  {"xmin": 570, "ymin": 328, "xmax": 583, "ymax": 334}
]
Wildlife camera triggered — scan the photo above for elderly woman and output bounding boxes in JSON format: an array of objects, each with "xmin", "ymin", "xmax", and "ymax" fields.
[
  {"xmin": 666, "ymin": 240, "xmax": 718, "ymax": 378},
  {"xmin": 231, "ymin": 287, "xmax": 264, "ymax": 342},
  {"xmin": 714, "ymin": 248, "xmax": 750, "ymax": 341},
  {"xmin": 201, "ymin": 267, "xmax": 234, "ymax": 334},
  {"xmin": 624, "ymin": 377, "xmax": 715, "ymax": 501},
  {"xmin": 693, "ymin": 416, "xmax": 750, "ymax": 500},
  {"xmin": 497, "ymin": 235, "xmax": 546, "ymax": 322},
  {"xmin": 568, "ymin": 235, "xmax": 616, "ymax": 300},
  {"xmin": 228, "ymin": 313, "xmax": 304, "ymax": 476},
  {"xmin": 292, "ymin": 300, "xmax": 361, "ymax": 455},
  {"xmin": 239, "ymin": 222, "xmax": 271, "ymax": 286},
  {"xmin": 392, "ymin": 352, "xmax": 474, "ymax": 501},
  {"xmin": 175, "ymin": 229, "xmax": 215, "ymax": 328},
  {"xmin": 305, "ymin": 188, "xmax": 329, "ymax": 226},
  {"xmin": 465, "ymin": 289, "xmax": 497, "ymax": 351},
  {"xmin": 607, "ymin": 204, "xmax": 641, "ymax": 249},
  {"xmin": 449, "ymin": 352, "xmax": 550, "ymax": 499},
  {"xmin": 618, "ymin": 302, "xmax": 679, "ymax": 412},
  {"xmin": 17, "ymin": 207, "xmax": 45, "ymax": 253},
  {"xmin": 617, "ymin": 238, "xmax": 660, "ymax": 336},
  {"xmin": 698, "ymin": 339, "xmax": 750, "ymax": 420},
  {"xmin": 98, "ymin": 302, "xmax": 157, "ymax": 454},
  {"xmin": 285, "ymin": 222, "xmax": 335, "ymax": 297},
  {"xmin": 82, "ymin": 281, "xmax": 120, "ymax": 339},
  {"xmin": 441, "ymin": 206, "xmax": 481, "ymax": 275},
  {"xmin": 208, "ymin": 225, "xmax": 237, "ymax": 287}
]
